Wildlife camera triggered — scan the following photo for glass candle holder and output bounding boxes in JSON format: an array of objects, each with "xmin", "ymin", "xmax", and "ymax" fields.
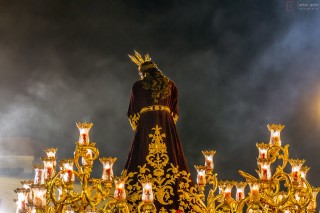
[
  {"xmin": 76, "ymin": 122, "xmax": 93, "ymax": 145},
  {"xmin": 202, "ymin": 150, "xmax": 216, "ymax": 171},
  {"xmin": 307, "ymin": 187, "xmax": 320, "ymax": 211},
  {"xmin": 100, "ymin": 157, "xmax": 117, "ymax": 181},
  {"xmin": 235, "ymin": 182, "xmax": 247, "ymax": 201},
  {"xmin": 256, "ymin": 142, "xmax": 269, "ymax": 160},
  {"xmin": 21, "ymin": 180, "xmax": 33, "ymax": 205},
  {"xmin": 31, "ymin": 185, "xmax": 47, "ymax": 208},
  {"xmin": 289, "ymin": 159, "xmax": 305, "ymax": 183},
  {"xmin": 42, "ymin": 157, "xmax": 55, "ymax": 180},
  {"xmin": 267, "ymin": 124, "xmax": 285, "ymax": 146},
  {"xmin": 195, "ymin": 165, "xmax": 207, "ymax": 186},
  {"xmin": 44, "ymin": 147, "xmax": 57, "ymax": 167},
  {"xmin": 61, "ymin": 159, "xmax": 75, "ymax": 183},
  {"xmin": 249, "ymin": 182, "xmax": 260, "ymax": 200},
  {"xmin": 140, "ymin": 179, "xmax": 154, "ymax": 202},
  {"xmin": 33, "ymin": 164, "xmax": 44, "ymax": 184},
  {"xmin": 14, "ymin": 188, "xmax": 27, "ymax": 212},
  {"xmin": 218, "ymin": 180, "xmax": 234, "ymax": 201},
  {"xmin": 259, "ymin": 160, "xmax": 271, "ymax": 180},
  {"xmin": 82, "ymin": 149, "xmax": 93, "ymax": 166},
  {"xmin": 114, "ymin": 177, "xmax": 126, "ymax": 200},
  {"xmin": 224, "ymin": 181, "xmax": 233, "ymax": 199}
]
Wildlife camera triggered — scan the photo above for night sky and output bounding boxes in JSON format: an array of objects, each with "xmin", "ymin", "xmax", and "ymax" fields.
[{"xmin": 1, "ymin": 0, "xmax": 320, "ymax": 188}]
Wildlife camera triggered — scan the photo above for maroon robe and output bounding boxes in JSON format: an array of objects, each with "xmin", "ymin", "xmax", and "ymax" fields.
[{"xmin": 124, "ymin": 79, "xmax": 204, "ymax": 212}]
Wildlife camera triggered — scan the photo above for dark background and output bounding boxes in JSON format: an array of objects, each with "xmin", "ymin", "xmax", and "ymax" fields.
[{"xmin": 0, "ymin": 0, "xmax": 320, "ymax": 193}]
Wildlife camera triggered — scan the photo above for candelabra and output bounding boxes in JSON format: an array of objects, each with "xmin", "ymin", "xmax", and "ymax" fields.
[
  {"xmin": 14, "ymin": 123, "xmax": 319, "ymax": 212},
  {"xmin": 191, "ymin": 124, "xmax": 319, "ymax": 213}
]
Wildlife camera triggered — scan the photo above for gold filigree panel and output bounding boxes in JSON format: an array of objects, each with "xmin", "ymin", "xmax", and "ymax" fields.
[{"xmin": 124, "ymin": 125, "xmax": 205, "ymax": 212}]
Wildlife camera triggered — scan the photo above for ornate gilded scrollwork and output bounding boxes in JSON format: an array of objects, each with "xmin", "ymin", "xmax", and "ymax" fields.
[
  {"xmin": 14, "ymin": 123, "xmax": 319, "ymax": 213},
  {"xmin": 125, "ymin": 125, "xmax": 205, "ymax": 212}
]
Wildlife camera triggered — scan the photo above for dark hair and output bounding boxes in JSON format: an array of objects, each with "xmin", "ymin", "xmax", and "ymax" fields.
[{"xmin": 140, "ymin": 63, "xmax": 171, "ymax": 103}]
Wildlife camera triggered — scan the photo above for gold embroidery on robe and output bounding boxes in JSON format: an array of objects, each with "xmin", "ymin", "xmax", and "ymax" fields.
[
  {"xmin": 128, "ymin": 106, "xmax": 179, "ymax": 130},
  {"xmin": 128, "ymin": 113, "xmax": 140, "ymax": 130},
  {"xmin": 124, "ymin": 125, "xmax": 205, "ymax": 212},
  {"xmin": 171, "ymin": 112, "xmax": 178, "ymax": 124}
]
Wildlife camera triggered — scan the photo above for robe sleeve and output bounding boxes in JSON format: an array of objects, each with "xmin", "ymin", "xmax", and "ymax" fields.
[
  {"xmin": 170, "ymin": 82, "xmax": 179, "ymax": 124},
  {"xmin": 127, "ymin": 82, "xmax": 141, "ymax": 131}
]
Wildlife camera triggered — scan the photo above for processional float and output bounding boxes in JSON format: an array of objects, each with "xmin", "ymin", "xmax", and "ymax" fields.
[{"xmin": 14, "ymin": 123, "xmax": 319, "ymax": 212}]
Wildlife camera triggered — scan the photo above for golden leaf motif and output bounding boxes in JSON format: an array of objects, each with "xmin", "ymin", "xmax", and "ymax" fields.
[{"xmin": 124, "ymin": 125, "xmax": 205, "ymax": 212}]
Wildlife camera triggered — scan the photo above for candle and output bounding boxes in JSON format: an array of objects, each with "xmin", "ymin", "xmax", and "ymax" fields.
[
  {"xmin": 198, "ymin": 174, "xmax": 206, "ymax": 185},
  {"xmin": 61, "ymin": 160, "xmax": 74, "ymax": 183},
  {"xmin": 67, "ymin": 170, "xmax": 73, "ymax": 182},
  {"xmin": 114, "ymin": 177, "xmax": 126, "ymax": 200},
  {"xmin": 114, "ymin": 188, "xmax": 124, "ymax": 200},
  {"xmin": 21, "ymin": 181, "xmax": 33, "ymax": 205},
  {"xmin": 256, "ymin": 143, "xmax": 269, "ymax": 160},
  {"xmin": 289, "ymin": 159, "xmax": 305, "ymax": 183},
  {"xmin": 82, "ymin": 133, "xmax": 86, "ymax": 143},
  {"xmin": 237, "ymin": 191, "xmax": 243, "ymax": 201},
  {"xmin": 271, "ymin": 133, "xmax": 280, "ymax": 145},
  {"xmin": 224, "ymin": 190, "xmax": 231, "ymax": 199},
  {"xmin": 141, "ymin": 180, "xmax": 154, "ymax": 202},
  {"xmin": 33, "ymin": 165, "xmax": 44, "ymax": 184},
  {"xmin": 105, "ymin": 167, "xmax": 111, "ymax": 179},
  {"xmin": 34, "ymin": 196, "xmax": 42, "ymax": 207},
  {"xmin": 262, "ymin": 169, "xmax": 267, "ymax": 179},
  {"xmin": 48, "ymin": 167, "xmax": 53, "ymax": 178},
  {"xmin": 267, "ymin": 124, "xmax": 284, "ymax": 146},
  {"xmin": 217, "ymin": 180, "xmax": 234, "ymax": 203},
  {"xmin": 195, "ymin": 165, "xmax": 207, "ymax": 186},
  {"xmin": 252, "ymin": 188, "xmax": 259, "ymax": 197},
  {"xmin": 77, "ymin": 122, "xmax": 93, "ymax": 145},
  {"xmin": 82, "ymin": 149, "xmax": 93, "ymax": 166},
  {"xmin": 100, "ymin": 157, "xmax": 116, "ymax": 181},
  {"xmin": 259, "ymin": 160, "xmax": 271, "ymax": 180},
  {"xmin": 202, "ymin": 150, "xmax": 216, "ymax": 171},
  {"xmin": 235, "ymin": 182, "xmax": 247, "ymax": 201},
  {"xmin": 31, "ymin": 186, "xmax": 47, "ymax": 208},
  {"xmin": 42, "ymin": 157, "xmax": 55, "ymax": 180},
  {"xmin": 14, "ymin": 188, "xmax": 28, "ymax": 212},
  {"xmin": 293, "ymin": 171, "xmax": 299, "ymax": 182},
  {"xmin": 250, "ymin": 182, "xmax": 260, "ymax": 199},
  {"xmin": 205, "ymin": 159, "xmax": 212, "ymax": 169}
]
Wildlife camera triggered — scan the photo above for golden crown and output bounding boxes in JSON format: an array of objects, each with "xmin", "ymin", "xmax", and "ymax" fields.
[{"xmin": 128, "ymin": 50, "xmax": 158, "ymax": 72}]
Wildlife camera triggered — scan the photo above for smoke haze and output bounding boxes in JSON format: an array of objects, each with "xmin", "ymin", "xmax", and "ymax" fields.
[{"xmin": 0, "ymin": 0, "xmax": 320, "ymax": 189}]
